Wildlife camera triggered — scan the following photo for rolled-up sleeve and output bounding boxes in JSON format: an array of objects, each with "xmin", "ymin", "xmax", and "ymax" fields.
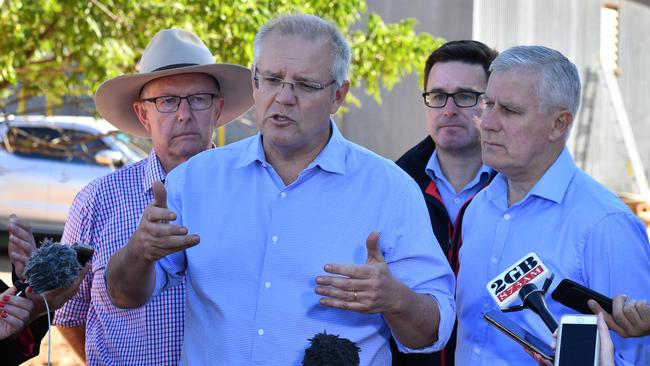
[{"xmin": 383, "ymin": 177, "xmax": 456, "ymax": 353}]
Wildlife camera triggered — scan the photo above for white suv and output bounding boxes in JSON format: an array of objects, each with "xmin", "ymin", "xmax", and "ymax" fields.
[{"xmin": 0, "ymin": 115, "xmax": 148, "ymax": 234}]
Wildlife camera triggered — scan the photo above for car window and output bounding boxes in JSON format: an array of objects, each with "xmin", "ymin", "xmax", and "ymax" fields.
[{"xmin": 6, "ymin": 126, "xmax": 112, "ymax": 165}]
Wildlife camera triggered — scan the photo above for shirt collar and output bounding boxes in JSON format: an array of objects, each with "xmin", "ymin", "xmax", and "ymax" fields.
[
  {"xmin": 485, "ymin": 147, "xmax": 577, "ymax": 206},
  {"xmin": 143, "ymin": 148, "xmax": 167, "ymax": 193},
  {"xmin": 235, "ymin": 120, "xmax": 347, "ymax": 175},
  {"xmin": 528, "ymin": 147, "xmax": 577, "ymax": 203},
  {"xmin": 426, "ymin": 150, "xmax": 493, "ymax": 189}
]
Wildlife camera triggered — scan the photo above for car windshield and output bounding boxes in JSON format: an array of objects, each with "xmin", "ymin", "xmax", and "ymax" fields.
[
  {"xmin": 112, "ymin": 132, "xmax": 150, "ymax": 162},
  {"xmin": 3, "ymin": 124, "xmax": 148, "ymax": 165}
]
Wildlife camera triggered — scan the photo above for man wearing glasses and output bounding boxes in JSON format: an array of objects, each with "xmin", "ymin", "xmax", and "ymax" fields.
[
  {"xmin": 394, "ymin": 40, "xmax": 498, "ymax": 366},
  {"xmin": 48, "ymin": 28, "xmax": 253, "ymax": 365},
  {"xmin": 106, "ymin": 14, "xmax": 456, "ymax": 365}
]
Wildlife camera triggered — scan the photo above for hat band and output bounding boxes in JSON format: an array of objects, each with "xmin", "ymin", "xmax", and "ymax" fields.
[
  {"xmin": 137, "ymin": 63, "xmax": 203, "ymax": 98},
  {"xmin": 151, "ymin": 63, "xmax": 199, "ymax": 72}
]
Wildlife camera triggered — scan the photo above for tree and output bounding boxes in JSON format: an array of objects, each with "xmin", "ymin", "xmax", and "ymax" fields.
[{"xmin": 0, "ymin": 0, "xmax": 443, "ymax": 114}]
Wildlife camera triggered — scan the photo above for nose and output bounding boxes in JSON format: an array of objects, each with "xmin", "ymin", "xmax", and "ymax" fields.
[
  {"xmin": 479, "ymin": 107, "xmax": 497, "ymax": 132},
  {"xmin": 175, "ymin": 97, "xmax": 193, "ymax": 122},
  {"xmin": 274, "ymin": 82, "xmax": 297, "ymax": 105},
  {"xmin": 441, "ymin": 96, "xmax": 459, "ymax": 116}
]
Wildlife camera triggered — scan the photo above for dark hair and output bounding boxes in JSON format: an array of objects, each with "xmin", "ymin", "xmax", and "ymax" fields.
[{"xmin": 423, "ymin": 40, "xmax": 498, "ymax": 91}]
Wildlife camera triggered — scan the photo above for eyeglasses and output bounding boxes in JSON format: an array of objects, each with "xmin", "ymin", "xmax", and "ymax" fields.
[
  {"xmin": 141, "ymin": 93, "xmax": 216, "ymax": 113},
  {"xmin": 422, "ymin": 91, "xmax": 484, "ymax": 108},
  {"xmin": 253, "ymin": 71, "xmax": 337, "ymax": 95}
]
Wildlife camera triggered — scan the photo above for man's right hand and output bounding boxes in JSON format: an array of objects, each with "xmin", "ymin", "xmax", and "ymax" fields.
[
  {"xmin": 106, "ymin": 180, "xmax": 199, "ymax": 308},
  {"xmin": 129, "ymin": 180, "xmax": 200, "ymax": 263}
]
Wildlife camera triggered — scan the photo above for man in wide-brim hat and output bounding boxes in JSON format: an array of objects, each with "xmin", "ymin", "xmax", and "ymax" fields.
[
  {"xmin": 96, "ymin": 27, "xmax": 253, "ymax": 171},
  {"xmin": 47, "ymin": 28, "xmax": 253, "ymax": 365}
]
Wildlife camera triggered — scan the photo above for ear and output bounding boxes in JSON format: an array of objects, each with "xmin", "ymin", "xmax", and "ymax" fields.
[
  {"xmin": 330, "ymin": 81, "xmax": 350, "ymax": 115},
  {"xmin": 133, "ymin": 101, "xmax": 153, "ymax": 132},
  {"xmin": 549, "ymin": 110, "xmax": 573, "ymax": 142},
  {"xmin": 212, "ymin": 97, "xmax": 226, "ymax": 128}
]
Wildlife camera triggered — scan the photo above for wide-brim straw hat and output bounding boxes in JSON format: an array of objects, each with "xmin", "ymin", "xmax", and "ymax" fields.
[{"xmin": 95, "ymin": 28, "xmax": 253, "ymax": 137}]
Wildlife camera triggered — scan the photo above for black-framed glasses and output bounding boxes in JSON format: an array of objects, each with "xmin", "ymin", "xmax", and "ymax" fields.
[
  {"xmin": 422, "ymin": 91, "xmax": 484, "ymax": 108},
  {"xmin": 253, "ymin": 70, "xmax": 337, "ymax": 95},
  {"xmin": 141, "ymin": 93, "xmax": 216, "ymax": 113}
]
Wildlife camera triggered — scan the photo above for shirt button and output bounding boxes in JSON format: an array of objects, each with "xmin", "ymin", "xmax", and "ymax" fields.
[
  {"xmin": 491, "ymin": 257, "xmax": 498, "ymax": 264},
  {"xmin": 473, "ymin": 347, "xmax": 481, "ymax": 354},
  {"xmin": 280, "ymin": 192, "xmax": 287, "ymax": 198},
  {"xmin": 271, "ymin": 235, "xmax": 278, "ymax": 243},
  {"xmin": 258, "ymin": 329, "xmax": 264, "ymax": 335},
  {"xmin": 504, "ymin": 213, "xmax": 511, "ymax": 220},
  {"xmin": 483, "ymin": 302, "xmax": 490, "ymax": 309},
  {"xmin": 265, "ymin": 282, "xmax": 271, "ymax": 289},
  {"xmin": 454, "ymin": 197, "xmax": 461, "ymax": 203}
]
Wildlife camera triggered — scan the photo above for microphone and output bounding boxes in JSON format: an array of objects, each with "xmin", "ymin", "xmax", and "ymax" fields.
[
  {"xmin": 302, "ymin": 331, "xmax": 360, "ymax": 366},
  {"xmin": 19, "ymin": 239, "xmax": 81, "ymax": 294},
  {"xmin": 486, "ymin": 252, "xmax": 558, "ymax": 332}
]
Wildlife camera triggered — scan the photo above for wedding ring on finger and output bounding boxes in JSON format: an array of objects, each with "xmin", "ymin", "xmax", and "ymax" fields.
[{"xmin": 353, "ymin": 291, "xmax": 358, "ymax": 302}]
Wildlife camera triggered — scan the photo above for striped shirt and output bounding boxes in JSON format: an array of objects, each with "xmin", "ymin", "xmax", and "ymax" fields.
[{"xmin": 53, "ymin": 149, "xmax": 184, "ymax": 366}]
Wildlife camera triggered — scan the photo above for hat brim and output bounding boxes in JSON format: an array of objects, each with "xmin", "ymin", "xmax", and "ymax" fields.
[{"xmin": 95, "ymin": 63, "xmax": 253, "ymax": 137}]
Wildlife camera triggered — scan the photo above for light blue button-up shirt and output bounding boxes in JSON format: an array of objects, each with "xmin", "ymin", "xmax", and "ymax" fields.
[
  {"xmin": 425, "ymin": 150, "xmax": 492, "ymax": 223},
  {"xmin": 456, "ymin": 148, "xmax": 650, "ymax": 365},
  {"xmin": 154, "ymin": 123, "xmax": 456, "ymax": 365}
]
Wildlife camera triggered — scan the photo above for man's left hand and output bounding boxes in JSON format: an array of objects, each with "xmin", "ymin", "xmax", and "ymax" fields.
[{"xmin": 315, "ymin": 231, "xmax": 405, "ymax": 313}]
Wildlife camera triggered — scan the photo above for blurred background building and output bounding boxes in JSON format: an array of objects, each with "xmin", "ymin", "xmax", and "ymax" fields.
[{"xmin": 5, "ymin": 0, "xmax": 650, "ymax": 198}]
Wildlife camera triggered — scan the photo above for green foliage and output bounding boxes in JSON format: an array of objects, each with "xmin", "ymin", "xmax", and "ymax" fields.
[{"xmin": 0, "ymin": 0, "xmax": 444, "ymax": 112}]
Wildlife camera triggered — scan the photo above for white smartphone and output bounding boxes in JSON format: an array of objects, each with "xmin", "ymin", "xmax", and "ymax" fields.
[{"xmin": 554, "ymin": 314, "xmax": 599, "ymax": 366}]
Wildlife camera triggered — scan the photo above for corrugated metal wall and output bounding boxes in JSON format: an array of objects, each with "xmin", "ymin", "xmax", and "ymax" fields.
[
  {"xmin": 473, "ymin": 0, "xmax": 647, "ymax": 193},
  {"xmin": 617, "ymin": 0, "xmax": 650, "ymax": 187}
]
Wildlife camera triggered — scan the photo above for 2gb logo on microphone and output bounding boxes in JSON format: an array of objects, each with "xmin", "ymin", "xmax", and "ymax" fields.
[{"xmin": 486, "ymin": 252, "xmax": 551, "ymax": 309}]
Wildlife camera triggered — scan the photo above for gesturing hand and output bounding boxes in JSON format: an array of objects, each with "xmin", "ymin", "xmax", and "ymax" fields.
[
  {"xmin": 315, "ymin": 231, "xmax": 404, "ymax": 314},
  {"xmin": 129, "ymin": 181, "xmax": 200, "ymax": 262}
]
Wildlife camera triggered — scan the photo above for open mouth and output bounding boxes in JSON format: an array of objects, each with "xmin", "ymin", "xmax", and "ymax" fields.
[{"xmin": 270, "ymin": 113, "xmax": 295, "ymax": 123}]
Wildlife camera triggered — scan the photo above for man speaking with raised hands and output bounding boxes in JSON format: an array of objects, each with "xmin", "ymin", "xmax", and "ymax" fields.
[{"xmin": 106, "ymin": 13, "xmax": 455, "ymax": 365}]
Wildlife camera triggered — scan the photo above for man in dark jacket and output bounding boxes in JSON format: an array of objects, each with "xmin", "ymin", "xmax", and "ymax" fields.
[{"xmin": 393, "ymin": 40, "xmax": 498, "ymax": 366}]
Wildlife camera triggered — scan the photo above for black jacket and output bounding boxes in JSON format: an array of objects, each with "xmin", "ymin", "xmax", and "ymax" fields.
[{"xmin": 391, "ymin": 136, "xmax": 495, "ymax": 366}]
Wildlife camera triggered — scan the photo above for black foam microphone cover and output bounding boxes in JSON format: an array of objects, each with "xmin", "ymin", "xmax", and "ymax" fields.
[
  {"xmin": 22, "ymin": 239, "xmax": 80, "ymax": 294},
  {"xmin": 302, "ymin": 331, "xmax": 360, "ymax": 366}
]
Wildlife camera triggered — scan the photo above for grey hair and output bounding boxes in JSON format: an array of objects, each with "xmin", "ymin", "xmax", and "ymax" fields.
[
  {"xmin": 253, "ymin": 14, "xmax": 351, "ymax": 86},
  {"xmin": 490, "ymin": 45, "xmax": 581, "ymax": 115}
]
